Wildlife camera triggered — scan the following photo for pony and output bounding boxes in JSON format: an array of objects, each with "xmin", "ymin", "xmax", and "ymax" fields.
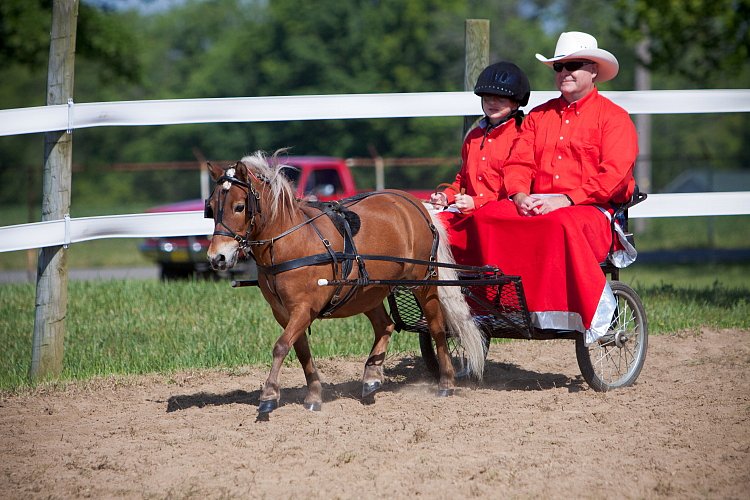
[{"xmin": 205, "ymin": 151, "xmax": 485, "ymax": 414}]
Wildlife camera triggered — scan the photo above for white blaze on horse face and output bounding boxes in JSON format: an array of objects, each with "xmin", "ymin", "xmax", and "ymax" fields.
[{"xmin": 207, "ymin": 237, "xmax": 240, "ymax": 270}]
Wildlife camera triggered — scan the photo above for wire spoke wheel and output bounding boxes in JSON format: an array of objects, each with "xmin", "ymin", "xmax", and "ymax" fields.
[{"xmin": 576, "ymin": 281, "xmax": 648, "ymax": 391}]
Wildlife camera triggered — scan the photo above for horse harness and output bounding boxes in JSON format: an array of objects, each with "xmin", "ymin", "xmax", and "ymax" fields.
[{"xmin": 206, "ymin": 171, "xmax": 441, "ymax": 317}]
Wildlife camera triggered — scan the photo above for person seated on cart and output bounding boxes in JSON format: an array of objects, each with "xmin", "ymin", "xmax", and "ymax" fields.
[
  {"xmin": 429, "ymin": 61, "xmax": 531, "ymax": 265},
  {"xmin": 470, "ymin": 31, "xmax": 638, "ymax": 344}
]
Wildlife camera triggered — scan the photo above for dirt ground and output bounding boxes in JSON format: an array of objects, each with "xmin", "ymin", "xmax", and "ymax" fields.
[{"xmin": 1, "ymin": 328, "xmax": 748, "ymax": 499}]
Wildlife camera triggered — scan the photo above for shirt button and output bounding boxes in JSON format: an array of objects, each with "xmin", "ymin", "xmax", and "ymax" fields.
[
  {"xmin": 481, "ymin": 157, "xmax": 486, "ymax": 161},
  {"xmin": 555, "ymin": 175, "xmax": 560, "ymax": 179},
  {"xmin": 478, "ymin": 175, "xmax": 483, "ymax": 180},
  {"xmin": 565, "ymin": 120, "xmax": 570, "ymax": 124},
  {"xmin": 488, "ymin": 139, "xmax": 492, "ymax": 142},
  {"xmin": 558, "ymin": 156, "xmax": 562, "ymax": 160},
  {"xmin": 560, "ymin": 136, "xmax": 564, "ymax": 140},
  {"xmin": 479, "ymin": 193, "xmax": 484, "ymax": 197}
]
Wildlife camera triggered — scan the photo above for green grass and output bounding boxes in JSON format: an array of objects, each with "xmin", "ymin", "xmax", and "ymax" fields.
[
  {"xmin": 619, "ymin": 263, "xmax": 750, "ymax": 334},
  {"xmin": 0, "ymin": 280, "xmax": 416, "ymax": 392},
  {"xmin": 1, "ymin": 263, "xmax": 748, "ymax": 392}
]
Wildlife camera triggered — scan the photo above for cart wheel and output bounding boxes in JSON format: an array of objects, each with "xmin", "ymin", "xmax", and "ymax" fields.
[
  {"xmin": 419, "ymin": 330, "xmax": 490, "ymax": 381},
  {"xmin": 576, "ymin": 281, "xmax": 648, "ymax": 391}
]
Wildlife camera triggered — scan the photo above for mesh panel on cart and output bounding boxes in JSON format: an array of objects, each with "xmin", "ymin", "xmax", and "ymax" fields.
[{"xmin": 387, "ymin": 274, "xmax": 533, "ymax": 339}]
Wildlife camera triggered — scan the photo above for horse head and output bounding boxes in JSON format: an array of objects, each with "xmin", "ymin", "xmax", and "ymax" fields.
[
  {"xmin": 205, "ymin": 160, "xmax": 259, "ymax": 271},
  {"xmin": 205, "ymin": 151, "xmax": 297, "ymax": 271}
]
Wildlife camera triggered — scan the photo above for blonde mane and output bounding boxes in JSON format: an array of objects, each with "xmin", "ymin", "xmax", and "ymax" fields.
[{"xmin": 239, "ymin": 151, "xmax": 298, "ymax": 220}]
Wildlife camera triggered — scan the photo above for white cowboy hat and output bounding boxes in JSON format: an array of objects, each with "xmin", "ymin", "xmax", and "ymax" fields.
[{"xmin": 535, "ymin": 31, "xmax": 619, "ymax": 83}]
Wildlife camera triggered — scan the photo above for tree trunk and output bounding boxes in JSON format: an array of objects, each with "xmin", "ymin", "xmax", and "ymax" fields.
[{"xmin": 31, "ymin": 0, "xmax": 79, "ymax": 382}]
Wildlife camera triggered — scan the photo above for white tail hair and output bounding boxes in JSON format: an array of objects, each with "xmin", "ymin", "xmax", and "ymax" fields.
[{"xmin": 430, "ymin": 211, "xmax": 486, "ymax": 380}]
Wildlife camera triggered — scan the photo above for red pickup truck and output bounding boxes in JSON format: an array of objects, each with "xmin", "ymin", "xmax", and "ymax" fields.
[{"xmin": 139, "ymin": 156, "xmax": 434, "ymax": 279}]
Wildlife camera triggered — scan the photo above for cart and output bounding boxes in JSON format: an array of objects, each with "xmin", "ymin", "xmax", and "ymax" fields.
[{"xmin": 387, "ymin": 191, "xmax": 649, "ymax": 392}]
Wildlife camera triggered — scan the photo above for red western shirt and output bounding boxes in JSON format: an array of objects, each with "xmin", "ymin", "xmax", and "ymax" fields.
[
  {"xmin": 443, "ymin": 117, "xmax": 521, "ymax": 212},
  {"xmin": 503, "ymin": 88, "xmax": 637, "ymax": 205}
]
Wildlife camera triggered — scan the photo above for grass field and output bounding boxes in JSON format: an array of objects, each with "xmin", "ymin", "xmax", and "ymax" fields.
[{"xmin": 1, "ymin": 263, "xmax": 748, "ymax": 392}]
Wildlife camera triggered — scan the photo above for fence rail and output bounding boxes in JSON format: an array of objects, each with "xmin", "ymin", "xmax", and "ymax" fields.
[
  {"xmin": 2, "ymin": 89, "xmax": 750, "ymax": 137},
  {"xmin": 1, "ymin": 89, "xmax": 749, "ymax": 253},
  {"xmin": 1, "ymin": 191, "xmax": 748, "ymax": 253}
]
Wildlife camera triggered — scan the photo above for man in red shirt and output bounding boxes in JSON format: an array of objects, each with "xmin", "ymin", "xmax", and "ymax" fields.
[{"xmin": 471, "ymin": 31, "xmax": 638, "ymax": 343}]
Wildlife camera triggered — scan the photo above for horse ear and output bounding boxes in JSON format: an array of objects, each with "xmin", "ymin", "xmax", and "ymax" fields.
[
  {"xmin": 206, "ymin": 161, "xmax": 222, "ymax": 181},
  {"xmin": 234, "ymin": 160, "xmax": 249, "ymax": 181}
]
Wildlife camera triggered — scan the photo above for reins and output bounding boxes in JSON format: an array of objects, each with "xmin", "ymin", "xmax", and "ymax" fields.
[{"xmin": 206, "ymin": 164, "xmax": 467, "ymax": 314}]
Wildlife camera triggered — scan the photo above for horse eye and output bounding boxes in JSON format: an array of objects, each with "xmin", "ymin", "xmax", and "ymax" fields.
[{"xmin": 235, "ymin": 204, "xmax": 245, "ymax": 213}]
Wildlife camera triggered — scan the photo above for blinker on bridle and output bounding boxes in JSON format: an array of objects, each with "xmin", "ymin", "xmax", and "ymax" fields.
[{"xmin": 204, "ymin": 162, "xmax": 262, "ymax": 247}]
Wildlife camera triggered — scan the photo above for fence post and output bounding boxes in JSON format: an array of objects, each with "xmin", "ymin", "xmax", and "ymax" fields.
[
  {"xmin": 634, "ymin": 33, "xmax": 652, "ymax": 232},
  {"xmin": 31, "ymin": 0, "xmax": 79, "ymax": 382},
  {"xmin": 464, "ymin": 19, "xmax": 489, "ymax": 136}
]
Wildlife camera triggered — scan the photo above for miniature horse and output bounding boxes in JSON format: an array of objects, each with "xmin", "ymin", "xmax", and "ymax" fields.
[{"xmin": 205, "ymin": 152, "xmax": 485, "ymax": 414}]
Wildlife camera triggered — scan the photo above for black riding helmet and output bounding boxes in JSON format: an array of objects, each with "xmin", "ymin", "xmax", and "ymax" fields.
[{"xmin": 474, "ymin": 61, "xmax": 531, "ymax": 107}]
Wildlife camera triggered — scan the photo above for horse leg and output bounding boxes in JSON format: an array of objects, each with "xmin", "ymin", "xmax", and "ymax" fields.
[
  {"xmin": 418, "ymin": 289, "xmax": 456, "ymax": 396},
  {"xmin": 259, "ymin": 315, "xmax": 310, "ymax": 414},
  {"xmin": 292, "ymin": 333, "xmax": 323, "ymax": 411},
  {"xmin": 362, "ymin": 304, "xmax": 396, "ymax": 398}
]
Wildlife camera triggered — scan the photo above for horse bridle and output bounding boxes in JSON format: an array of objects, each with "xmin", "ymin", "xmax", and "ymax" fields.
[{"xmin": 204, "ymin": 163, "xmax": 262, "ymax": 247}]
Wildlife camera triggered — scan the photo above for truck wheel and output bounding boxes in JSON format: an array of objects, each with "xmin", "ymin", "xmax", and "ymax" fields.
[
  {"xmin": 576, "ymin": 281, "xmax": 648, "ymax": 391},
  {"xmin": 159, "ymin": 264, "xmax": 193, "ymax": 280}
]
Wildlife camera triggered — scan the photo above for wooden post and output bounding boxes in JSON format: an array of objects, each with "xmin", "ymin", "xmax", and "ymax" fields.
[
  {"xmin": 31, "ymin": 0, "xmax": 79, "ymax": 382},
  {"xmin": 634, "ymin": 34, "xmax": 652, "ymax": 232},
  {"xmin": 464, "ymin": 19, "xmax": 489, "ymax": 136}
]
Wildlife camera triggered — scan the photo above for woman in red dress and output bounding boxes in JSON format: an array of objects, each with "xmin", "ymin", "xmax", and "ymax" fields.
[{"xmin": 430, "ymin": 61, "xmax": 531, "ymax": 265}]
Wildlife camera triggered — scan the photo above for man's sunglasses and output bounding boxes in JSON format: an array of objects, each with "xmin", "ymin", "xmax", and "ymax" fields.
[{"xmin": 552, "ymin": 61, "xmax": 593, "ymax": 72}]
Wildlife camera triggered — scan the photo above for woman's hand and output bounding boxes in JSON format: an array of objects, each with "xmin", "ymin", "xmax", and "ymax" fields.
[
  {"xmin": 453, "ymin": 193, "xmax": 475, "ymax": 213},
  {"xmin": 430, "ymin": 191, "xmax": 448, "ymax": 207}
]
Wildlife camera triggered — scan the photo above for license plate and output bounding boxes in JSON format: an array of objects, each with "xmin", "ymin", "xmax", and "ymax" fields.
[{"xmin": 169, "ymin": 249, "xmax": 190, "ymax": 262}]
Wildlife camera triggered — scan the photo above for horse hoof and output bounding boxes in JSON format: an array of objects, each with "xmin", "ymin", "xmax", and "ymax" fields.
[
  {"xmin": 436, "ymin": 388, "xmax": 455, "ymax": 397},
  {"xmin": 303, "ymin": 401, "xmax": 321, "ymax": 412},
  {"xmin": 258, "ymin": 399, "xmax": 278, "ymax": 413},
  {"xmin": 362, "ymin": 381, "xmax": 382, "ymax": 398}
]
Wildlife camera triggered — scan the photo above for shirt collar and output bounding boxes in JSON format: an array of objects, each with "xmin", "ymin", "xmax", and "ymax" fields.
[
  {"xmin": 479, "ymin": 115, "xmax": 517, "ymax": 132},
  {"xmin": 556, "ymin": 87, "xmax": 599, "ymax": 113}
]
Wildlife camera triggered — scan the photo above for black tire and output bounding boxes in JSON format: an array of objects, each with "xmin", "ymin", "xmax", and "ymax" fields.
[
  {"xmin": 159, "ymin": 264, "xmax": 194, "ymax": 281},
  {"xmin": 419, "ymin": 329, "xmax": 490, "ymax": 380},
  {"xmin": 576, "ymin": 281, "xmax": 648, "ymax": 391}
]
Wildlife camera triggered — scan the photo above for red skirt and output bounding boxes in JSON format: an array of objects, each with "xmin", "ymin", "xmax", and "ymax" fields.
[
  {"xmin": 436, "ymin": 210, "xmax": 483, "ymax": 266},
  {"xmin": 467, "ymin": 199, "xmax": 614, "ymax": 339}
]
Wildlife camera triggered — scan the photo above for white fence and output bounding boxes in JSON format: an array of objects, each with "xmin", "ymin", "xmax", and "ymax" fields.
[{"xmin": 1, "ymin": 89, "xmax": 749, "ymax": 253}]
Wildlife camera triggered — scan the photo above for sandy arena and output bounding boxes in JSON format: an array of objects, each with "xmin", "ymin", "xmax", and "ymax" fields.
[{"xmin": 1, "ymin": 328, "xmax": 748, "ymax": 499}]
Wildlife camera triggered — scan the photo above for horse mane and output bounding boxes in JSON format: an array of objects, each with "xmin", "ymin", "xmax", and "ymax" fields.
[{"xmin": 239, "ymin": 151, "xmax": 298, "ymax": 220}]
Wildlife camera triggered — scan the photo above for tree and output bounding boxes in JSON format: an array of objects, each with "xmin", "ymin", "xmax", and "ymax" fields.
[{"xmin": 614, "ymin": 0, "xmax": 750, "ymax": 82}]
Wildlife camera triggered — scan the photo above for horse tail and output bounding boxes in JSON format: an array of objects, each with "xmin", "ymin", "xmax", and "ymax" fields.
[{"xmin": 429, "ymin": 211, "xmax": 486, "ymax": 380}]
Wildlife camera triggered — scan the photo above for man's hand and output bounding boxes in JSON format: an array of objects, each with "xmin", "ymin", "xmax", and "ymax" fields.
[{"xmin": 512, "ymin": 193, "xmax": 571, "ymax": 216}]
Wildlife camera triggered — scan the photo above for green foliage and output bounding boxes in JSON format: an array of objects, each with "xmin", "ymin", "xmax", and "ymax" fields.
[
  {"xmin": 0, "ymin": 0, "xmax": 749, "ymax": 210},
  {"xmin": 614, "ymin": 0, "xmax": 750, "ymax": 81}
]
